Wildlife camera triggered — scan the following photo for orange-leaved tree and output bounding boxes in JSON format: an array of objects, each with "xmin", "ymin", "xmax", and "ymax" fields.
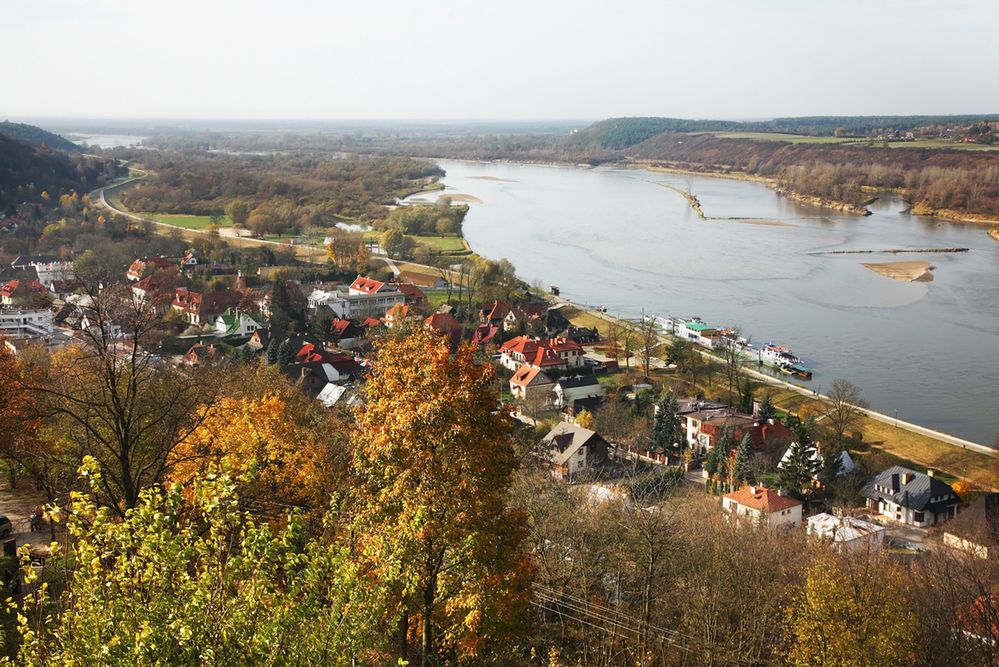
[
  {"xmin": 170, "ymin": 391, "xmax": 345, "ymax": 515},
  {"xmin": 351, "ymin": 328, "xmax": 532, "ymax": 666}
]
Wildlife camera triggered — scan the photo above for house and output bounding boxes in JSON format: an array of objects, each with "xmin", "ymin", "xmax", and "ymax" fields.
[
  {"xmin": 47, "ymin": 279, "xmax": 82, "ymax": 300},
  {"xmin": 183, "ymin": 341, "xmax": 225, "ymax": 367},
  {"xmin": 553, "ymin": 375, "xmax": 606, "ymax": 409},
  {"xmin": 127, "ymin": 256, "xmax": 175, "ymax": 281},
  {"xmin": 684, "ymin": 406, "xmax": 756, "ymax": 453},
  {"xmin": 498, "ymin": 335, "xmax": 584, "ymax": 372},
  {"xmin": 329, "ymin": 318, "xmax": 365, "ymax": 349},
  {"xmin": 544, "ymin": 306, "xmax": 571, "ymax": 335},
  {"xmin": 246, "ymin": 328, "xmax": 270, "ymax": 352},
  {"xmin": 471, "ymin": 323, "xmax": 498, "ymax": 347},
  {"xmin": 541, "ymin": 422, "xmax": 612, "ymax": 481},
  {"xmin": 395, "ymin": 282, "xmax": 427, "ymax": 308},
  {"xmin": 861, "ymin": 466, "xmax": 959, "ymax": 527},
  {"xmin": 502, "ymin": 303, "xmax": 545, "ymax": 332},
  {"xmin": 807, "ymin": 513, "xmax": 886, "ymax": 553},
  {"xmin": 312, "ymin": 277, "xmax": 405, "ymax": 319},
  {"xmin": 510, "ymin": 365, "xmax": 555, "ymax": 401},
  {"xmin": 171, "ymin": 288, "xmax": 243, "ymax": 325},
  {"xmin": 560, "ymin": 326, "xmax": 600, "ymax": 345},
  {"xmin": 131, "ymin": 269, "xmax": 180, "ymax": 312},
  {"xmin": 0, "ymin": 215, "xmax": 25, "ymax": 233},
  {"xmin": 943, "ymin": 493, "xmax": 999, "ymax": 559},
  {"xmin": 283, "ymin": 361, "xmax": 342, "ymax": 395},
  {"xmin": 397, "ymin": 270, "xmax": 448, "ymax": 290},
  {"xmin": 480, "ymin": 300, "xmax": 511, "ymax": 325},
  {"xmin": 722, "ymin": 485, "xmax": 802, "ymax": 529},
  {"xmin": 424, "ymin": 312, "xmax": 463, "ymax": 345},
  {"xmin": 215, "ymin": 309, "xmax": 264, "ymax": 338},
  {"xmin": 1, "ymin": 279, "xmax": 48, "ymax": 307},
  {"xmin": 179, "ymin": 250, "xmax": 198, "ymax": 271},
  {"xmin": 316, "ymin": 383, "xmax": 361, "ymax": 409},
  {"xmin": 384, "ymin": 303, "xmax": 414, "ymax": 329},
  {"xmin": 778, "ymin": 445, "xmax": 855, "ymax": 478},
  {"xmin": 674, "ymin": 318, "xmax": 721, "ymax": 349},
  {"xmin": 10, "ymin": 254, "xmax": 58, "ymax": 270}
]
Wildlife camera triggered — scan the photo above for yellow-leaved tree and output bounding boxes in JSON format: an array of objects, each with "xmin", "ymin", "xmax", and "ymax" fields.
[
  {"xmin": 351, "ymin": 328, "xmax": 532, "ymax": 665},
  {"xmin": 787, "ymin": 552, "xmax": 917, "ymax": 667}
]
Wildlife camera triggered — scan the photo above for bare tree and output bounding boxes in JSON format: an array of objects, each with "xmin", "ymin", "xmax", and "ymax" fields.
[
  {"xmin": 719, "ymin": 333, "xmax": 747, "ymax": 408},
  {"xmin": 825, "ymin": 379, "xmax": 868, "ymax": 447},
  {"xmin": 636, "ymin": 316, "xmax": 663, "ymax": 380}
]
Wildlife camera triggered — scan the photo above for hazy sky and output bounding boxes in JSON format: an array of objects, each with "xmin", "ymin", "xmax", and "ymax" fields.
[{"xmin": 3, "ymin": 0, "xmax": 998, "ymax": 121}]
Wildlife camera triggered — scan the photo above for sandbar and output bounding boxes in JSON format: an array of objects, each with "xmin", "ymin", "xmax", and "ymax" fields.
[
  {"xmin": 861, "ymin": 260, "xmax": 934, "ymax": 282},
  {"xmin": 468, "ymin": 176, "xmax": 517, "ymax": 183}
]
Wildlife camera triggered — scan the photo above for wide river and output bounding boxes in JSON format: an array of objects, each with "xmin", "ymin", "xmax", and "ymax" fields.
[{"xmin": 419, "ymin": 160, "xmax": 999, "ymax": 445}]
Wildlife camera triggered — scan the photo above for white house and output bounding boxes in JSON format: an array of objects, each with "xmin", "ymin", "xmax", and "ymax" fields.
[
  {"xmin": 807, "ymin": 513, "xmax": 886, "ymax": 553},
  {"xmin": 0, "ymin": 308, "xmax": 53, "ymax": 339},
  {"xmin": 552, "ymin": 375, "xmax": 606, "ymax": 409},
  {"xmin": 541, "ymin": 422, "xmax": 612, "ymax": 481},
  {"xmin": 722, "ymin": 485, "xmax": 802, "ymax": 529},
  {"xmin": 215, "ymin": 310, "xmax": 264, "ymax": 338},
  {"xmin": 779, "ymin": 446, "xmax": 855, "ymax": 478},
  {"xmin": 31, "ymin": 260, "xmax": 75, "ymax": 288},
  {"xmin": 672, "ymin": 317, "xmax": 721, "ymax": 349},
  {"xmin": 312, "ymin": 278, "xmax": 405, "ymax": 320}
]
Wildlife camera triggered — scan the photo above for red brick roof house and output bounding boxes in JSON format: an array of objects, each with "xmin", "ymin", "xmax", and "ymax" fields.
[
  {"xmin": 425, "ymin": 312, "xmax": 463, "ymax": 346},
  {"xmin": 397, "ymin": 270, "xmax": 448, "ymax": 290},
  {"xmin": 722, "ymin": 485, "xmax": 802, "ymax": 529},
  {"xmin": 499, "ymin": 335, "xmax": 585, "ymax": 372},
  {"xmin": 384, "ymin": 303, "xmax": 413, "ymax": 329},
  {"xmin": 330, "ymin": 318, "xmax": 365, "ymax": 349},
  {"xmin": 349, "ymin": 276, "xmax": 390, "ymax": 295},
  {"xmin": 171, "ymin": 288, "xmax": 243, "ymax": 325},
  {"xmin": 183, "ymin": 341, "xmax": 225, "ymax": 367},
  {"xmin": 480, "ymin": 300, "xmax": 511, "ymax": 324},
  {"xmin": 1, "ymin": 279, "xmax": 47, "ymax": 306},
  {"xmin": 471, "ymin": 323, "xmax": 499, "ymax": 347},
  {"xmin": 395, "ymin": 282, "xmax": 428, "ymax": 308},
  {"xmin": 127, "ymin": 256, "xmax": 174, "ymax": 281}
]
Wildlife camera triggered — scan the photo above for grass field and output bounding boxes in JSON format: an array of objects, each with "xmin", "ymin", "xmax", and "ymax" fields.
[
  {"xmin": 712, "ymin": 132, "xmax": 864, "ymax": 144},
  {"xmin": 886, "ymin": 139, "xmax": 999, "ymax": 151},
  {"xmin": 410, "ymin": 234, "xmax": 469, "ymax": 253},
  {"xmin": 147, "ymin": 213, "xmax": 233, "ymax": 229}
]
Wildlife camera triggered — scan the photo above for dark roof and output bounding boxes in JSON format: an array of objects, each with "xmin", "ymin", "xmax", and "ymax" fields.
[
  {"xmin": 861, "ymin": 465, "xmax": 958, "ymax": 512},
  {"xmin": 557, "ymin": 374, "xmax": 600, "ymax": 390},
  {"xmin": 568, "ymin": 395, "xmax": 605, "ymax": 413}
]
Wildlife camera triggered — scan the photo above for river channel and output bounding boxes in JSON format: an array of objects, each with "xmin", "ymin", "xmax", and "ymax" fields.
[{"xmin": 417, "ymin": 160, "xmax": 999, "ymax": 446}]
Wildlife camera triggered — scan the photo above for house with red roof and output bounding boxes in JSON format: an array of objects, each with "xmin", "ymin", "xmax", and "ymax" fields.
[
  {"xmin": 424, "ymin": 312, "xmax": 463, "ymax": 346},
  {"xmin": 510, "ymin": 365, "xmax": 555, "ymax": 401},
  {"xmin": 127, "ymin": 256, "xmax": 175, "ymax": 282},
  {"xmin": 384, "ymin": 303, "xmax": 414, "ymax": 329},
  {"xmin": 499, "ymin": 335, "xmax": 585, "ymax": 372},
  {"xmin": 349, "ymin": 276, "xmax": 390, "ymax": 295},
  {"xmin": 329, "ymin": 318, "xmax": 365, "ymax": 349},
  {"xmin": 1, "ymin": 279, "xmax": 48, "ymax": 306},
  {"xmin": 395, "ymin": 282, "xmax": 427, "ymax": 308},
  {"xmin": 171, "ymin": 287, "xmax": 243, "ymax": 325},
  {"xmin": 722, "ymin": 485, "xmax": 802, "ymax": 529},
  {"xmin": 480, "ymin": 300, "xmax": 511, "ymax": 325}
]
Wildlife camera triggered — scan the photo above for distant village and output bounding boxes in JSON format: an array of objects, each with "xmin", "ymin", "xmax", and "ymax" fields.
[{"xmin": 2, "ymin": 245, "xmax": 993, "ymax": 564}]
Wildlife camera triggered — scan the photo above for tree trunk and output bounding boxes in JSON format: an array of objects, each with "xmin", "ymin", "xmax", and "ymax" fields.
[
  {"xmin": 422, "ymin": 579, "xmax": 436, "ymax": 667},
  {"xmin": 399, "ymin": 610, "xmax": 409, "ymax": 664}
]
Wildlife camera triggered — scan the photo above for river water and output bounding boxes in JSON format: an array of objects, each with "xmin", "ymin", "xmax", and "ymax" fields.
[{"xmin": 423, "ymin": 160, "xmax": 999, "ymax": 445}]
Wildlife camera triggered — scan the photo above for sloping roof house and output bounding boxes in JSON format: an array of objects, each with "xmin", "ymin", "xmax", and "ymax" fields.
[
  {"xmin": 862, "ymin": 466, "xmax": 959, "ymax": 527},
  {"xmin": 541, "ymin": 422, "xmax": 612, "ymax": 481},
  {"xmin": 722, "ymin": 485, "xmax": 802, "ymax": 529},
  {"xmin": 510, "ymin": 365, "xmax": 554, "ymax": 400},
  {"xmin": 553, "ymin": 374, "xmax": 606, "ymax": 409}
]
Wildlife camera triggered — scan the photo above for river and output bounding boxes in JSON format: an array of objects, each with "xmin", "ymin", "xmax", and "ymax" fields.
[{"xmin": 420, "ymin": 160, "xmax": 999, "ymax": 446}]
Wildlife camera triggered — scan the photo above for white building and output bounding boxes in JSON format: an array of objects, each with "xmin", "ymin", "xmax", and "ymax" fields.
[
  {"xmin": 541, "ymin": 422, "xmax": 612, "ymax": 481},
  {"xmin": 311, "ymin": 278, "xmax": 405, "ymax": 320},
  {"xmin": 722, "ymin": 485, "xmax": 802, "ymax": 529},
  {"xmin": 807, "ymin": 513, "xmax": 886, "ymax": 553},
  {"xmin": 0, "ymin": 308, "xmax": 53, "ymax": 339},
  {"xmin": 32, "ymin": 260, "xmax": 75, "ymax": 288},
  {"xmin": 215, "ymin": 310, "xmax": 264, "ymax": 338},
  {"xmin": 552, "ymin": 375, "xmax": 606, "ymax": 409}
]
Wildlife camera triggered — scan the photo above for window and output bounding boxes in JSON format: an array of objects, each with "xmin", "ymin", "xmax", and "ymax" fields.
[{"xmin": 914, "ymin": 511, "xmax": 925, "ymax": 523}]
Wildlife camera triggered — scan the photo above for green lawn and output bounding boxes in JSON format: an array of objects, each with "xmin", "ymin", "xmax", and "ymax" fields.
[
  {"xmin": 712, "ymin": 132, "xmax": 864, "ymax": 144},
  {"xmin": 146, "ymin": 213, "xmax": 233, "ymax": 229},
  {"xmin": 410, "ymin": 235, "xmax": 469, "ymax": 253}
]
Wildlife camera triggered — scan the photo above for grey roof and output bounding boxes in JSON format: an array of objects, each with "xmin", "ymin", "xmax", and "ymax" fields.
[
  {"xmin": 557, "ymin": 375, "xmax": 600, "ymax": 390},
  {"xmin": 541, "ymin": 422, "xmax": 608, "ymax": 465},
  {"xmin": 861, "ymin": 465, "xmax": 958, "ymax": 512}
]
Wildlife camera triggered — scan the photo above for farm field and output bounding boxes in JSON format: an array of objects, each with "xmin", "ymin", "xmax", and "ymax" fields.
[
  {"xmin": 146, "ymin": 213, "xmax": 233, "ymax": 229},
  {"xmin": 711, "ymin": 132, "xmax": 864, "ymax": 144}
]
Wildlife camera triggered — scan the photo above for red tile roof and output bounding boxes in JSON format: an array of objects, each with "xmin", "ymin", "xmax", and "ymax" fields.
[
  {"xmin": 1, "ymin": 279, "xmax": 46, "ymax": 298},
  {"xmin": 724, "ymin": 486, "xmax": 801, "ymax": 514},
  {"xmin": 396, "ymin": 282, "xmax": 426, "ymax": 302},
  {"xmin": 424, "ymin": 312, "xmax": 462, "ymax": 332},
  {"xmin": 350, "ymin": 276, "xmax": 386, "ymax": 294},
  {"xmin": 511, "ymin": 365, "xmax": 547, "ymax": 388}
]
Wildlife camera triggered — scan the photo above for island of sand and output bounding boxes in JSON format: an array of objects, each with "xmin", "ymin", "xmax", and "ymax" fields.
[{"xmin": 861, "ymin": 260, "xmax": 934, "ymax": 282}]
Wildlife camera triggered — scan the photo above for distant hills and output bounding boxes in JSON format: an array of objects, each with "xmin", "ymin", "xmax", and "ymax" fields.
[
  {"xmin": 0, "ymin": 121, "xmax": 79, "ymax": 152},
  {"xmin": 571, "ymin": 115, "xmax": 999, "ymax": 150}
]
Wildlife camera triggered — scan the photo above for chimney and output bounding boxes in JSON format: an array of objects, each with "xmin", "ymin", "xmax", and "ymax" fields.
[
  {"xmin": 891, "ymin": 473, "xmax": 900, "ymax": 491},
  {"xmin": 901, "ymin": 473, "xmax": 911, "ymax": 485},
  {"xmin": 777, "ymin": 488, "xmax": 787, "ymax": 497},
  {"xmin": 767, "ymin": 418, "xmax": 775, "ymax": 425},
  {"xmin": 926, "ymin": 469, "xmax": 935, "ymax": 478},
  {"xmin": 749, "ymin": 486, "xmax": 758, "ymax": 494}
]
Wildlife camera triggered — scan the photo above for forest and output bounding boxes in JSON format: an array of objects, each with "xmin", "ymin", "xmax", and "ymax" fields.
[{"xmin": 119, "ymin": 151, "xmax": 444, "ymax": 234}]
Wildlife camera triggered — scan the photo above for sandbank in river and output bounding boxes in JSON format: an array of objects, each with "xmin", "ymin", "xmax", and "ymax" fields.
[{"xmin": 861, "ymin": 260, "xmax": 935, "ymax": 282}]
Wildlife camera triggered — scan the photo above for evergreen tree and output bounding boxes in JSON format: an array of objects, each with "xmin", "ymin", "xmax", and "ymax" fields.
[
  {"xmin": 818, "ymin": 445, "xmax": 845, "ymax": 486},
  {"xmin": 778, "ymin": 438, "xmax": 820, "ymax": 498},
  {"xmin": 703, "ymin": 447, "xmax": 721, "ymax": 476},
  {"xmin": 758, "ymin": 393, "xmax": 776, "ymax": 422},
  {"xmin": 277, "ymin": 339, "xmax": 293, "ymax": 367},
  {"xmin": 312, "ymin": 312, "xmax": 334, "ymax": 344},
  {"xmin": 265, "ymin": 338, "xmax": 279, "ymax": 365},
  {"xmin": 652, "ymin": 392, "xmax": 684, "ymax": 451},
  {"xmin": 737, "ymin": 377, "xmax": 755, "ymax": 415},
  {"xmin": 733, "ymin": 432, "xmax": 755, "ymax": 484}
]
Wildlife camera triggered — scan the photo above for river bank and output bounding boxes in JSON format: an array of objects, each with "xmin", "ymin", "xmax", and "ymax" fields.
[{"xmin": 550, "ymin": 296, "xmax": 999, "ymax": 490}]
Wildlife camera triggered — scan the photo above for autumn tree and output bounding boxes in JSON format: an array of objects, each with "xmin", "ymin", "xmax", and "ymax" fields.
[
  {"xmin": 351, "ymin": 329, "xmax": 532, "ymax": 665},
  {"xmin": 224, "ymin": 199, "xmax": 250, "ymax": 227},
  {"xmin": 9, "ymin": 463, "xmax": 377, "ymax": 666},
  {"xmin": 10, "ymin": 283, "xmax": 215, "ymax": 515},
  {"xmin": 787, "ymin": 553, "xmax": 917, "ymax": 667}
]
